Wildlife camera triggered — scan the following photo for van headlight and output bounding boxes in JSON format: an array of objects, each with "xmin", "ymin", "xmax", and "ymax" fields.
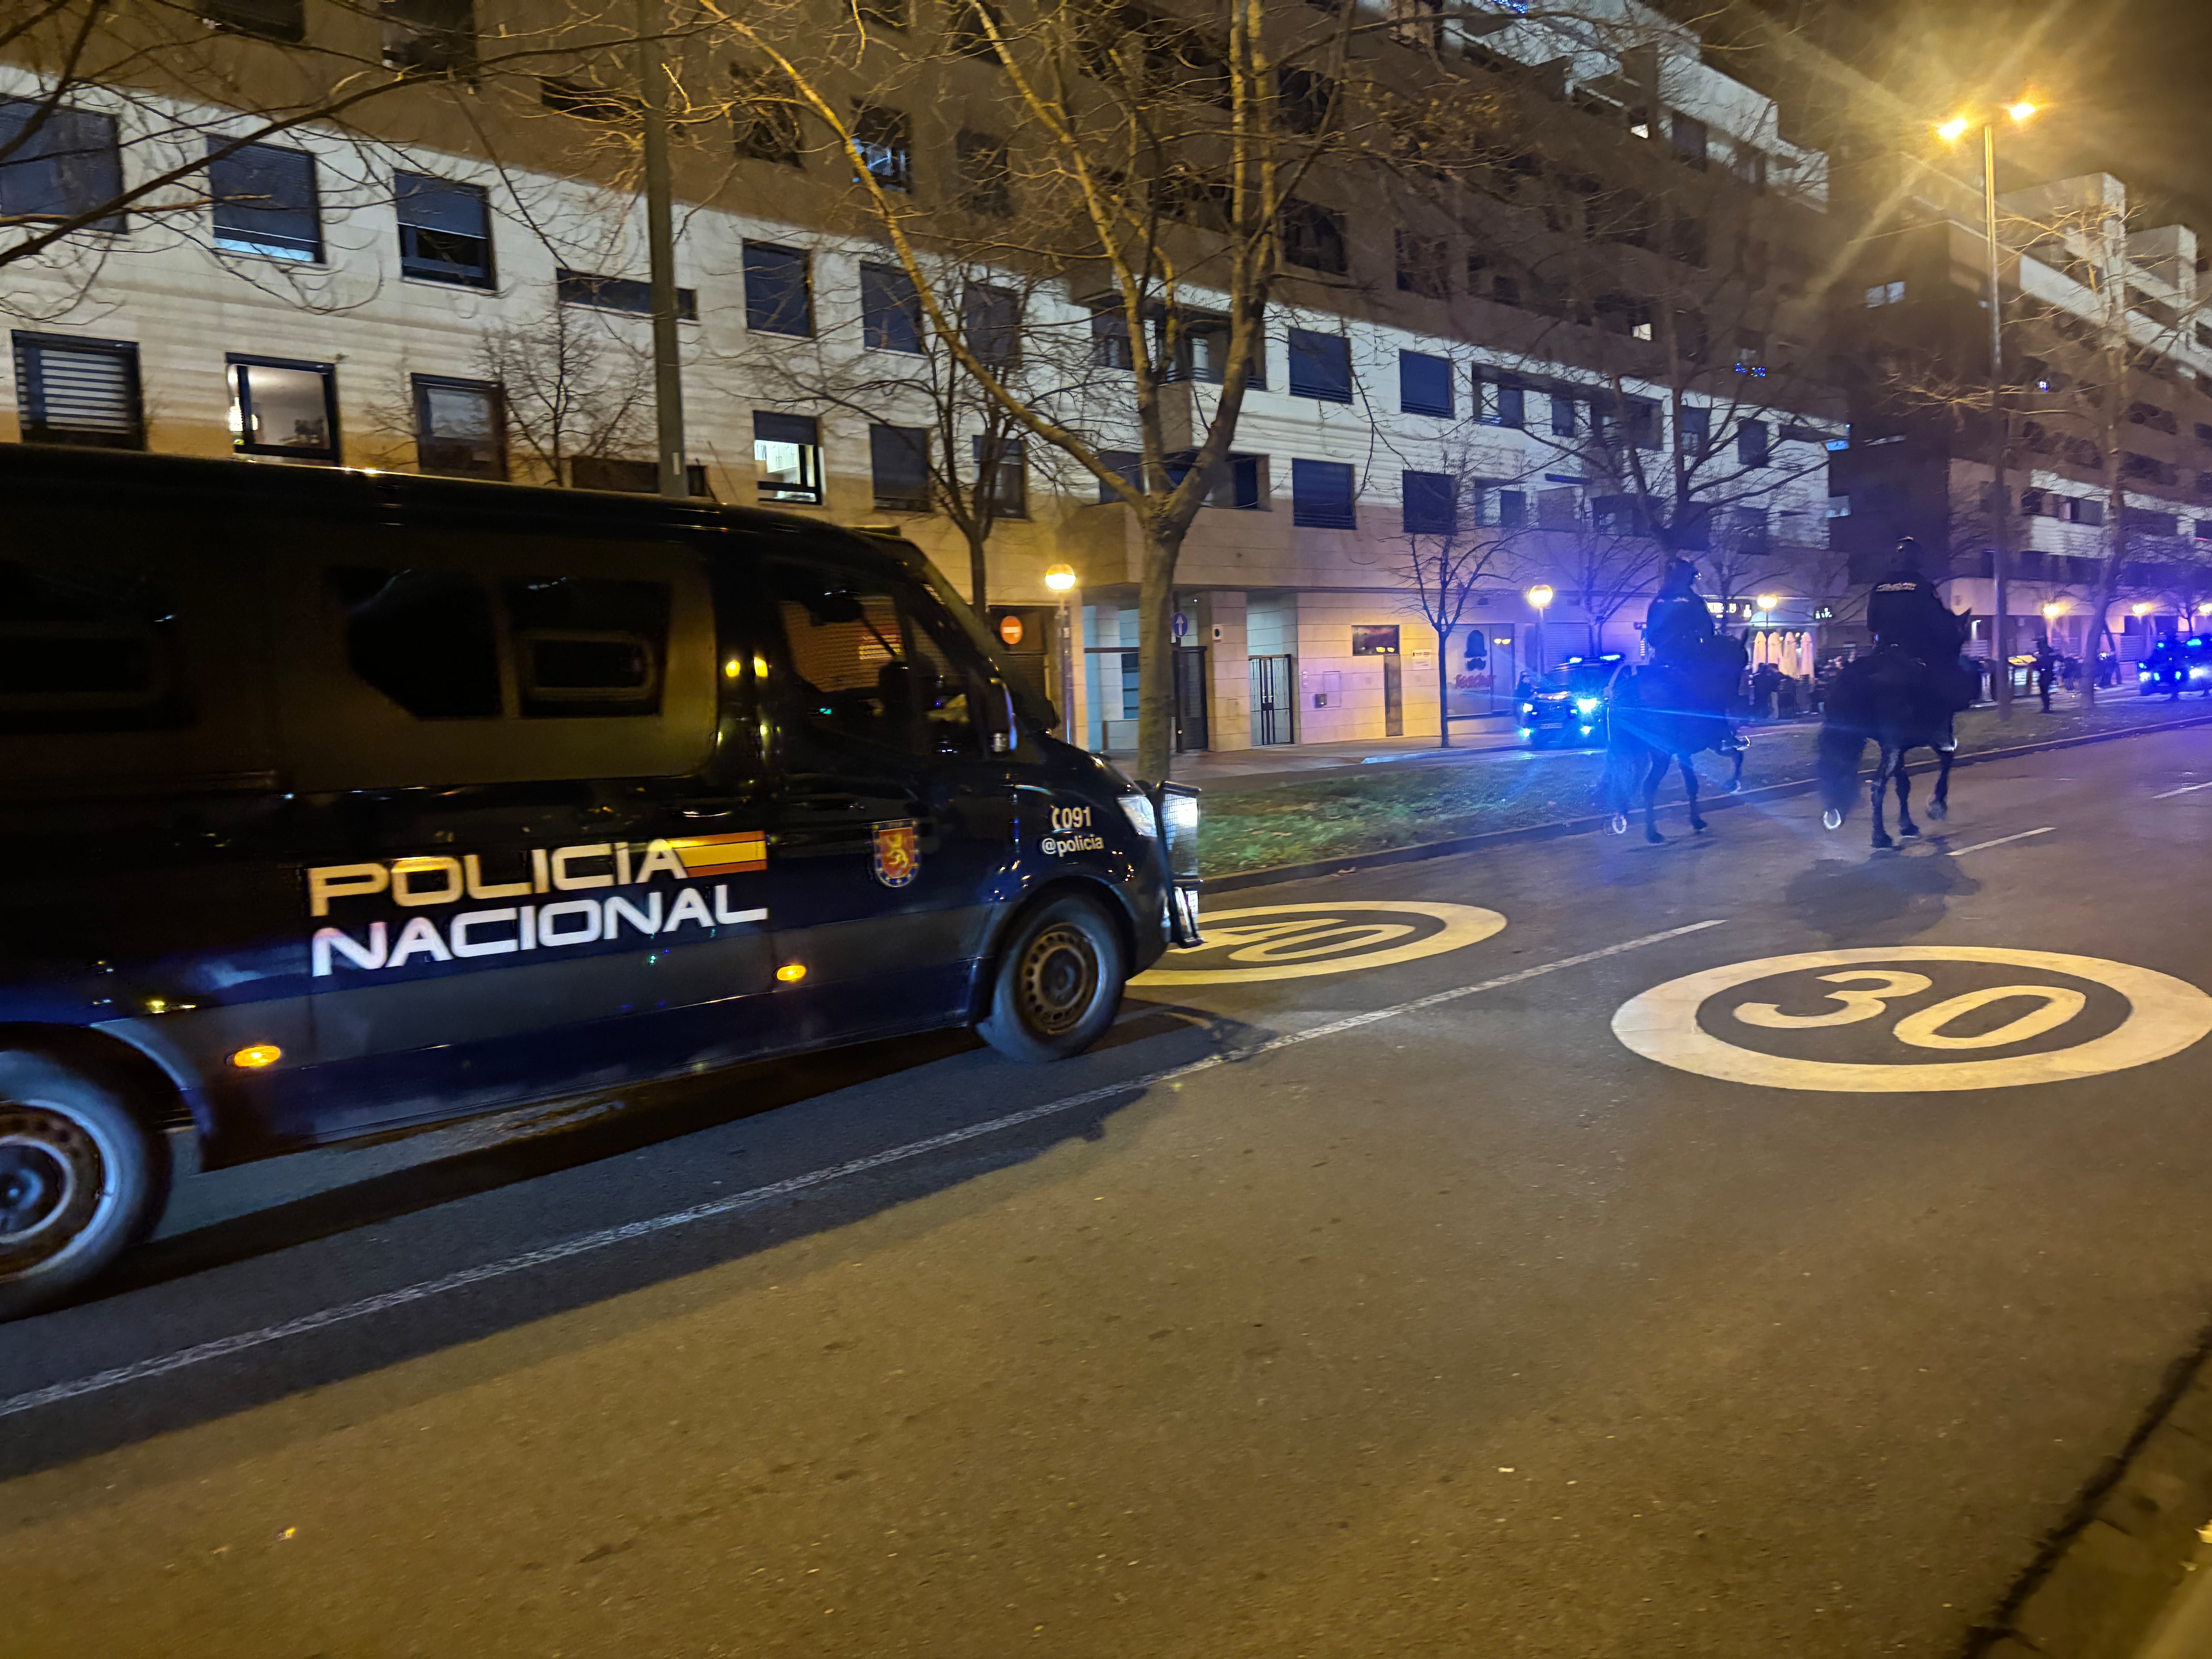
[
  {"xmin": 1118, "ymin": 795, "xmax": 1159, "ymax": 838},
  {"xmin": 1575, "ymin": 697, "xmax": 1601, "ymax": 714}
]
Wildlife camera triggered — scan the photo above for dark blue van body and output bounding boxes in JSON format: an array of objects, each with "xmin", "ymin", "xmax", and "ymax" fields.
[{"xmin": 0, "ymin": 450, "xmax": 1194, "ymax": 1309}]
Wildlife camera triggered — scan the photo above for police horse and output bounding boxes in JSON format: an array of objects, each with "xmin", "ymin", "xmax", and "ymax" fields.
[
  {"xmin": 1816, "ymin": 647, "xmax": 1966, "ymax": 849},
  {"xmin": 1599, "ymin": 635, "xmax": 1751, "ymax": 844}
]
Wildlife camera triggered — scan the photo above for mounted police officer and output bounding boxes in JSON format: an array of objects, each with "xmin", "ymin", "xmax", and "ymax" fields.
[
  {"xmin": 1644, "ymin": 557, "xmax": 1716, "ymax": 671},
  {"xmin": 1866, "ymin": 536, "xmax": 1972, "ymax": 745}
]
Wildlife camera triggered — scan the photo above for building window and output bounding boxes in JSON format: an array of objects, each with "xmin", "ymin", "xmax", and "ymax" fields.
[
  {"xmin": 1670, "ymin": 111, "xmax": 1707, "ymax": 167},
  {"xmin": 201, "ymin": 0, "xmax": 303, "ymax": 43},
  {"xmin": 1290, "ymin": 458, "xmax": 1357, "ymax": 528},
  {"xmin": 1399, "ymin": 349, "xmax": 1452, "ymax": 418},
  {"xmin": 209, "ymin": 142, "xmax": 323, "ymax": 262},
  {"xmin": 853, "ymin": 104, "xmax": 912, "ymax": 192},
  {"xmin": 962, "ymin": 281, "xmax": 1021, "ymax": 365},
  {"xmin": 557, "ymin": 268, "xmax": 699, "ymax": 319},
  {"xmin": 870, "ymin": 424, "xmax": 932, "ymax": 512},
  {"xmin": 1395, "ymin": 231, "xmax": 1448, "ymax": 298},
  {"xmin": 1211, "ymin": 454, "xmax": 1266, "ymax": 510},
  {"xmin": 1280, "ymin": 198, "xmax": 1347, "ymax": 275},
  {"xmin": 1865, "ymin": 279, "xmax": 1907, "ymax": 307},
  {"xmin": 1091, "ymin": 308, "xmax": 1134, "ymax": 370},
  {"xmin": 741, "ymin": 242, "xmax": 812, "ymax": 336},
  {"xmin": 0, "ymin": 100, "xmax": 124, "ymax": 234},
  {"xmin": 1386, "ymin": 0, "xmax": 1441, "ymax": 50},
  {"xmin": 1679, "ymin": 403, "xmax": 1710, "ymax": 453},
  {"xmin": 1352, "ymin": 624, "xmax": 1401, "ymax": 655},
  {"xmin": 732, "ymin": 65, "xmax": 804, "ymax": 165},
  {"xmin": 1737, "ymin": 418, "xmax": 1770, "ymax": 468},
  {"xmin": 861, "ymin": 261, "xmax": 923, "ymax": 353},
  {"xmin": 1096, "ymin": 449, "xmax": 1143, "ymax": 503},
  {"xmin": 1402, "ymin": 470, "xmax": 1455, "ymax": 535},
  {"xmin": 947, "ymin": 0, "xmax": 1006, "ymax": 61},
  {"xmin": 228, "ymin": 355, "xmax": 339, "ymax": 462},
  {"xmin": 1162, "ymin": 315, "xmax": 1229, "ymax": 384},
  {"xmin": 412, "ymin": 375, "xmax": 505, "ymax": 479},
  {"xmin": 1482, "ymin": 375, "xmax": 1525, "ymax": 429},
  {"xmin": 859, "ymin": 0, "xmax": 906, "ymax": 24},
  {"xmin": 955, "ymin": 129, "xmax": 1011, "ymax": 215},
  {"xmin": 975, "ymin": 434, "xmax": 1026, "ymax": 517},
  {"xmin": 570, "ymin": 457, "xmax": 710, "ymax": 495},
  {"xmin": 539, "ymin": 76, "xmax": 637, "ymax": 123},
  {"xmin": 395, "ymin": 172, "xmax": 493, "ymax": 287},
  {"xmin": 11, "ymin": 332, "xmax": 143, "ymax": 449},
  {"xmin": 1624, "ymin": 398, "xmax": 1661, "ymax": 450},
  {"xmin": 382, "ymin": 0, "xmax": 476, "ymax": 75},
  {"xmin": 1732, "ymin": 330, "xmax": 1767, "ymax": 375},
  {"xmin": 1550, "ymin": 393, "xmax": 1577, "ymax": 438},
  {"xmin": 1286, "ymin": 328, "xmax": 1352, "ymax": 403},
  {"xmin": 755, "ymin": 411, "xmax": 823, "ymax": 504},
  {"xmin": 1732, "ymin": 146, "xmax": 1768, "ymax": 192},
  {"xmin": 1276, "ymin": 66, "xmax": 1336, "ymax": 135}
]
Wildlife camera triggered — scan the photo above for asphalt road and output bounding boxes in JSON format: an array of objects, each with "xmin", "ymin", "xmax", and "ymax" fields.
[{"xmin": 8, "ymin": 724, "xmax": 2212, "ymax": 1658}]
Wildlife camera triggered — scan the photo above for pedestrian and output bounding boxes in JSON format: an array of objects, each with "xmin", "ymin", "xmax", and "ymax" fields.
[
  {"xmin": 1749, "ymin": 661, "xmax": 1781, "ymax": 720},
  {"xmin": 2033, "ymin": 637, "xmax": 2058, "ymax": 713}
]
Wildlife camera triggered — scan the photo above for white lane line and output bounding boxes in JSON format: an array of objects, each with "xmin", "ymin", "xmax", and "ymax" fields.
[
  {"xmin": 0, "ymin": 919, "xmax": 1726, "ymax": 1421},
  {"xmin": 2154, "ymin": 780, "xmax": 2212, "ymax": 799},
  {"xmin": 1947, "ymin": 827, "xmax": 2055, "ymax": 858}
]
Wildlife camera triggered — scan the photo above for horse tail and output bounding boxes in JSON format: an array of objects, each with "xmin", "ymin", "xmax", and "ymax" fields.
[{"xmin": 1817, "ymin": 719, "xmax": 1866, "ymax": 818}]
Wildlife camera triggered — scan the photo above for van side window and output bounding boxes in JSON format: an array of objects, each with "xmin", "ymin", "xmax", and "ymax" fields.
[
  {"xmin": 503, "ymin": 576, "xmax": 668, "ymax": 718},
  {"xmin": 0, "ymin": 551, "xmax": 188, "ymax": 733},
  {"xmin": 331, "ymin": 566, "xmax": 501, "ymax": 719},
  {"xmin": 767, "ymin": 557, "xmax": 976, "ymax": 757}
]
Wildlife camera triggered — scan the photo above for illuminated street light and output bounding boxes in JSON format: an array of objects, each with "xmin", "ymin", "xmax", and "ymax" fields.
[
  {"xmin": 2134, "ymin": 602, "xmax": 2155, "ymax": 618},
  {"xmin": 1042, "ymin": 564, "xmax": 1080, "ymax": 729},
  {"xmin": 2042, "ymin": 602, "xmax": 2064, "ymax": 622},
  {"xmin": 1525, "ymin": 584, "xmax": 1554, "ymax": 675},
  {"xmin": 1935, "ymin": 94, "xmax": 2041, "ymax": 719},
  {"xmin": 1757, "ymin": 593, "xmax": 1781, "ymax": 613},
  {"xmin": 1043, "ymin": 562, "xmax": 1078, "ymax": 593}
]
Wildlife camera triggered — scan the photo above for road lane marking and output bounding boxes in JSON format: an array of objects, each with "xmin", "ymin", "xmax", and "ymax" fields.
[
  {"xmin": 2154, "ymin": 780, "xmax": 2212, "ymax": 799},
  {"xmin": 0, "ymin": 919, "xmax": 1727, "ymax": 1419},
  {"xmin": 1134, "ymin": 901, "xmax": 1506, "ymax": 986},
  {"xmin": 1613, "ymin": 947, "xmax": 2212, "ymax": 1093},
  {"xmin": 1947, "ymin": 827, "xmax": 2054, "ymax": 857}
]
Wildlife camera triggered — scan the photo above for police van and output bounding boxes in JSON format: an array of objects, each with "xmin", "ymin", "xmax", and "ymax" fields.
[{"xmin": 0, "ymin": 449, "xmax": 1201, "ymax": 1316}]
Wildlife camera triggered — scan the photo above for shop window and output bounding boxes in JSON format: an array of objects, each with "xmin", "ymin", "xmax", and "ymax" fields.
[{"xmin": 1352, "ymin": 625, "xmax": 1401, "ymax": 655}]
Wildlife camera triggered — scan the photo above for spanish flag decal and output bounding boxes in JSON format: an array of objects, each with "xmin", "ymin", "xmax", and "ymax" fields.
[{"xmin": 668, "ymin": 830, "xmax": 768, "ymax": 878}]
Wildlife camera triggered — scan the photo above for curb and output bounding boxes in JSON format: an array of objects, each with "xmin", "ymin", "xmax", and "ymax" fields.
[
  {"xmin": 1966, "ymin": 1318, "xmax": 2212, "ymax": 1658},
  {"xmin": 1201, "ymin": 711, "xmax": 2212, "ymax": 896}
]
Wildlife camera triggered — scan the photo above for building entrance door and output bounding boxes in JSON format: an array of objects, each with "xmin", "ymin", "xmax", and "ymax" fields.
[
  {"xmin": 1249, "ymin": 654, "xmax": 1294, "ymax": 745},
  {"xmin": 1173, "ymin": 646, "xmax": 1210, "ymax": 752},
  {"xmin": 1382, "ymin": 656, "xmax": 1404, "ymax": 736}
]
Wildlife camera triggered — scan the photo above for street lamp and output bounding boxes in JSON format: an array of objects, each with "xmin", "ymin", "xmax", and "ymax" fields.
[
  {"xmin": 1044, "ymin": 562, "xmax": 1079, "ymax": 736},
  {"xmin": 1938, "ymin": 95, "xmax": 2041, "ymax": 720},
  {"xmin": 1525, "ymin": 583, "xmax": 1554, "ymax": 675}
]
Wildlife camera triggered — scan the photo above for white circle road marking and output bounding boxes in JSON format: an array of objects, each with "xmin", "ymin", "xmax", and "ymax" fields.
[
  {"xmin": 1612, "ymin": 947, "xmax": 2212, "ymax": 1092},
  {"xmin": 1132, "ymin": 901, "xmax": 1507, "ymax": 986}
]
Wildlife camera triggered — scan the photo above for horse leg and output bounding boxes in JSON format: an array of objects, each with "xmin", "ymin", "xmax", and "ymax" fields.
[
  {"xmin": 1895, "ymin": 756, "xmax": 1918, "ymax": 839},
  {"xmin": 1727, "ymin": 738, "xmax": 1745, "ymax": 795},
  {"xmin": 1644, "ymin": 749, "xmax": 1667, "ymax": 843},
  {"xmin": 1869, "ymin": 746, "xmax": 1895, "ymax": 850},
  {"xmin": 1682, "ymin": 753, "xmax": 1708, "ymax": 833},
  {"xmin": 1929, "ymin": 749, "xmax": 1952, "ymax": 820}
]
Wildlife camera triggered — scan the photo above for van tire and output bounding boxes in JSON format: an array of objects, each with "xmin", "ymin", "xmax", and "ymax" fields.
[
  {"xmin": 978, "ymin": 894, "xmax": 1128, "ymax": 1064},
  {"xmin": 0, "ymin": 1052, "xmax": 169, "ymax": 1321}
]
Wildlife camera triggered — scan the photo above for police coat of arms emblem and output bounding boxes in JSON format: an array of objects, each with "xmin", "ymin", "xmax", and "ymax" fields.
[{"xmin": 871, "ymin": 819, "xmax": 921, "ymax": 888}]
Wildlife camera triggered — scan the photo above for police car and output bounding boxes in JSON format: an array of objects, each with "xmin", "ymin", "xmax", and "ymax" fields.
[
  {"xmin": 1518, "ymin": 654, "xmax": 1621, "ymax": 748},
  {"xmin": 2137, "ymin": 635, "xmax": 2212, "ymax": 697},
  {"xmin": 0, "ymin": 449, "xmax": 1201, "ymax": 1316}
]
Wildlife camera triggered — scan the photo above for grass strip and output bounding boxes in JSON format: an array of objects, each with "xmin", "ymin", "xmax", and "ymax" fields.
[{"xmin": 1197, "ymin": 695, "xmax": 2212, "ymax": 878}]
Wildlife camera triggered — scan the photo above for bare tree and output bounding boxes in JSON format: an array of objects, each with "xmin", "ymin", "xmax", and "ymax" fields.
[
  {"xmin": 1392, "ymin": 445, "xmax": 1526, "ymax": 746},
  {"xmin": 699, "ymin": 0, "xmax": 1494, "ymax": 778},
  {"xmin": 479, "ymin": 296, "xmax": 653, "ymax": 484}
]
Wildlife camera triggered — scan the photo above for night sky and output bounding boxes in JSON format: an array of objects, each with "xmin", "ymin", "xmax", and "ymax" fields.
[{"xmin": 1749, "ymin": 0, "xmax": 2212, "ymax": 230}]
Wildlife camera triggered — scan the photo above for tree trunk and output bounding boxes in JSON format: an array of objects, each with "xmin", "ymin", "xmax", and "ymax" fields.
[
  {"xmin": 1436, "ymin": 626, "xmax": 1452, "ymax": 749},
  {"xmin": 1134, "ymin": 527, "xmax": 1185, "ymax": 782},
  {"xmin": 967, "ymin": 529, "xmax": 989, "ymax": 614}
]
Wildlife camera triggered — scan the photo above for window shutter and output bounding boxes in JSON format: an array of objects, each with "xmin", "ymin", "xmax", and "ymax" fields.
[{"xmin": 14, "ymin": 335, "xmax": 142, "ymax": 446}]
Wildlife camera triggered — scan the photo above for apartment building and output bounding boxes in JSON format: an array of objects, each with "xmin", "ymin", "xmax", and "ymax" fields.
[
  {"xmin": 0, "ymin": 0, "xmax": 1842, "ymax": 755},
  {"xmin": 1836, "ymin": 156, "xmax": 2212, "ymax": 666}
]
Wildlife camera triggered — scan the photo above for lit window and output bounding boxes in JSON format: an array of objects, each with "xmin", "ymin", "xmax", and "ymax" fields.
[
  {"xmin": 228, "ymin": 356, "xmax": 339, "ymax": 462},
  {"xmin": 412, "ymin": 375, "xmax": 504, "ymax": 479},
  {"xmin": 755, "ymin": 411, "xmax": 823, "ymax": 504}
]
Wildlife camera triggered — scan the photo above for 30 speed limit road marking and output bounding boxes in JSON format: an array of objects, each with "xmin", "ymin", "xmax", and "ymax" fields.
[
  {"xmin": 1132, "ymin": 901, "xmax": 1507, "ymax": 986},
  {"xmin": 1612, "ymin": 946, "xmax": 2212, "ymax": 1092}
]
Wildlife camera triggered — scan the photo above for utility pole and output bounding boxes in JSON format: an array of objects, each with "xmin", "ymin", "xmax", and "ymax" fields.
[
  {"xmin": 637, "ymin": 0, "xmax": 687, "ymax": 500},
  {"xmin": 1983, "ymin": 122, "xmax": 2013, "ymax": 719}
]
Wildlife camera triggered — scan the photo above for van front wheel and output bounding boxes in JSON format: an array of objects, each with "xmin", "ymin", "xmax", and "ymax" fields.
[
  {"xmin": 978, "ymin": 895, "xmax": 1128, "ymax": 1064},
  {"xmin": 0, "ymin": 1052, "xmax": 168, "ymax": 1321}
]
